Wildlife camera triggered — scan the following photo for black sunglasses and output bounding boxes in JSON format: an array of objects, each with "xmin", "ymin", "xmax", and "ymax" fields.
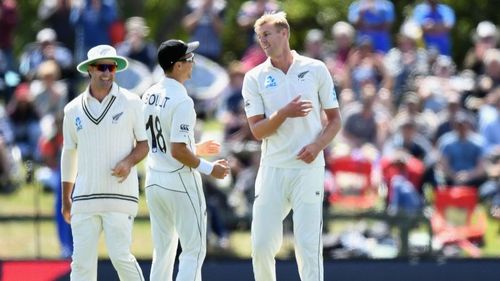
[
  {"xmin": 178, "ymin": 53, "xmax": 195, "ymax": 63},
  {"xmin": 91, "ymin": 64, "xmax": 117, "ymax": 72}
]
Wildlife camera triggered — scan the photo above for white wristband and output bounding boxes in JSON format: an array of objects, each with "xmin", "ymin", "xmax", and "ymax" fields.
[{"xmin": 196, "ymin": 158, "xmax": 214, "ymax": 175}]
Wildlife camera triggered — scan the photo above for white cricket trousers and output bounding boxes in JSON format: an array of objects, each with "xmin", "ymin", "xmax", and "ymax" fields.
[
  {"xmin": 252, "ymin": 166, "xmax": 324, "ymax": 281},
  {"xmin": 145, "ymin": 170, "xmax": 207, "ymax": 281},
  {"xmin": 70, "ymin": 212, "xmax": 144, "ymax": 281}
]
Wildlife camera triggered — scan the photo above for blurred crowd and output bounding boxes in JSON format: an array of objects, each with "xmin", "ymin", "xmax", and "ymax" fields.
[{"xmin": 0, "ymin": 0, "xmax": 499, "ymax": 257}]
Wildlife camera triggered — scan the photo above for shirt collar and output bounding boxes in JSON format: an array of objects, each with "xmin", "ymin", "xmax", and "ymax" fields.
[
  {"xmin": 263, "ymin": 50, "xmax": 302, "ymax": 71},
  {"xmin": 83, "ymin": 82, "xmax": 119, "ymax": 101}
]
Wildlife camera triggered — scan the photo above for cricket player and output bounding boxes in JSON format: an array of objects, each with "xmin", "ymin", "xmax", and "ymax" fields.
[
  {"xmin": 61, "ymin": 44, "xmax": 148, "ymax": 281},
  {"xmin": 142, "ymin": 39, "xmax": 230, "ymax": 281},
  {"xmin": 242, "ymin": 12, "xmax": 342, "ymax": 281}
]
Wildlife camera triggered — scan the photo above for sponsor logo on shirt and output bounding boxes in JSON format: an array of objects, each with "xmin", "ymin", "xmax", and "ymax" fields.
[
  {"xmin": 245, "ymin": 100, "xmax": 251, "ymax": 108},
  {"xmin": 264, "ymin": 75, "xmax": 277, "ymax": 88},
  {"xmin": 112, "ymin": 112, "xmax": 124, "ymax": 123},
  {"xmin": 298, "ymin": 70, "xmax": 309, "ymax": 81},
  {"xmin": 180, "ymin": 124, "xmax": 189, "ymax": 132},
  {"xmin": 75, "ymin": 117, "xmax": 83, "ymax": 131}
]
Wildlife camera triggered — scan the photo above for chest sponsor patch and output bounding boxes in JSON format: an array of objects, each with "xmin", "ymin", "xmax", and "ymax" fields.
[
  {"xmin": 75, "ymin": 116, "xmax": 83, "ymax": 131},
  {"xmin": 264, "ymin": 75, "xmax": 277, "ymax": 88},
  {"xmin": 180, "ymin": 124, "xmax": 189, "ymax": 132}
]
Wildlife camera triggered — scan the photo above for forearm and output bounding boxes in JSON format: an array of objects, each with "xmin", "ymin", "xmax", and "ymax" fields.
[
  {"xmin": 171, "ymin": 142, "xmax": 202, "ymax": 168},
  {"xmin": 249, "ymin": 111, "xmax": 287, "ymax": 140},
  {"xmin": 314, "ymin": 109, "xmax": 342, "ymax": 150},
  {"xmin": 61, "ymin": 181, "xmax": 74, "ymax": 205},
  {"xmin": 122, "ymin": 140, "xmax": 149, "ymax": 166}
]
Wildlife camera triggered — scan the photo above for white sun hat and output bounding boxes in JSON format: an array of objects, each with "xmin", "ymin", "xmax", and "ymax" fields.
[{"xmin": 76, "ymin": 44, "xmax": 128, "ymax": 74}]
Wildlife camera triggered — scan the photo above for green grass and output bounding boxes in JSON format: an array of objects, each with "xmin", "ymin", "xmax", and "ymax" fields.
[{"xmin": 1, "ymin": 182, "xmax": 500, "ymax": 259}]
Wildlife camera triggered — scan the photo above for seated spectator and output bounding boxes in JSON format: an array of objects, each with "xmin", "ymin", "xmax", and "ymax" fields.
[
  {"xmin": 30, "ymin": 60, "xmax": 68, "ymax": 118},
  {"xmin": 343, "ymin": 36, "xmax": 392, "ymax": 106},
  {"xmin": 302, "ymin": 29, "xmax": 327, "ymax": 61},
  {"xmin": 393, "ymin": 92, "xmax": 437, "ymax": 140},
  {"xmin": 479, "ymin": 87, "xmax": 500, "ymax": 153},
  {"xmin": 412, "ymin": 0, "xmax": 455, "ymax": 56},
  {"xmin": 326, "ymin": 21, "xmax": 356, "ymax": 91},
  {"xmin": 475, "ymin": 49, "xmax": 500, "ymax": 99},
  {"xmin": 182, "ymin": 0, "xmax": 225, "ymax": 63},
  {"xmin": 433, "ymin": 91, "xmax": 466, "ymax": 143},
  {"xmin": 116, "ymin": 17, "xmax": 157, "ymax": 71},
  {"xmin": 0, "ymin": 0, "xmax": 18, "ymax": 71},
  {"xmin": 348, "ymin": 0, "xmax": 394, "ymax": 54},
  {"xmin": 463, "ymin": 21, "xmax": 499, "ymax": 75},
  {"xmin": 383, "ymin": 117, "xmax": 433, "ymax": 165},
  {"xmin": 417, "ymin": 55, "xmax": 461, "ymax": 114},
  {"xmin": 18, "ymin": 28, "xmax": 73, "ymax": 81},
  {"xmin": 341, "ymin": 84, "xmax": 391, "ymax": 149},
  {"xmin": 380, "ymin": 150, "xmax": 425, "ymax": 214},
  {"xmin": 384, "ymin": 21, "xmax": 429, "ymax": 108},
  {"xmin": 6, "ymin": 82, "xmax": 41, "ymax": 161},
  {"xmin": 436, "ymin": 112, "xmax": 486, "ymax": 188}
]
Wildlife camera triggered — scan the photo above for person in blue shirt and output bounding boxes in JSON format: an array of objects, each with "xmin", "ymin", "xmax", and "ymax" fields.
[
  {"xmin": 412, "ymin": 0, "xmax": 455, "ymax": 56},
  {"xmin": 348, "ymin": 0, "xmax": 394, "ymax": 54}
]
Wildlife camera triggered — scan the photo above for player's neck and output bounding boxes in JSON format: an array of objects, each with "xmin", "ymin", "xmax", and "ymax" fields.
[{"xmin": 270, "ymin": 49, "xmax": 294, "ymax": 74}]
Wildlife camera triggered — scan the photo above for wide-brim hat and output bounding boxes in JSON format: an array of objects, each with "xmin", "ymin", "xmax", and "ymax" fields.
[{"xmin": 77, "ymin": 44, "xmax": 128, "ymax": 74}]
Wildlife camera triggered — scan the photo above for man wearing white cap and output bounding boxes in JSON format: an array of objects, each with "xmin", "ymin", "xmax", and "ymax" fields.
[
  {"xmin": 61, "ymin": 44, "xmax": 148, "ymax": 281},
  {"xmin": 142, "ymin": 39, "xmax": 230, "ymax": 281}
]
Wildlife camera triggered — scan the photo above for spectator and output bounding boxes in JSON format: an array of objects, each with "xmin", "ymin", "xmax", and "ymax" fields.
[
  {"xmin": 341, "ymin": 84, "xmax": 391, "ymax": 149},
  {"xmin": 343, "ymin": 35, "xmax": 392, "ymax": 105},
  {"xmin": 116, "ymin": 16, "xmax": 157, "ymax": 71},
  {"xmin": 182, "ymin": 0, "xmax": 226, "ymax": 62},
  {"xmin": 436, "ymin": 112, "xmax": 486, "ymax": 188},
  {"xmin": 70, "ymin": 0, "xmax": 117, "ymax": 62},
  {"xmin": 29, "ymin": 60, "xmax": 68, "ymax": 118},
  {"xmin": 0, "ymin": 102, "xmax": 19, "ymax": 193},
  {"xmin": 479, "ymin": 88, "xmax": 500, "ymax": 153},
  {"xmin": 236, "ymin": 0, "xmax": 280, "ymax": 49},
  {"xmin": 348, "ymin": 0, "xmax": 395, "ymax": 54},
  {"xmin": 380, "ymin": 150, "xmax": 425, "ymax": 214},
  {"xmin": 18, "ymin": 28, "xmax": 73, "ymax": 81},
  {"xmin": 6, "ymin": 82, "xmax": 41, "ymax": 161},
  {"xmin": 326, "ymin": 21, "xmax": 356, "ymax": 92},
  {"xmin": 433, "ymin": 91, "xmax": 466, "ymax": 143},
  {"xmin": 38, "ymin": 0, "xmax": 76, "ymax": 52},
  {"xmin": 463, "ymin": 21, "xmax": 499, "ymax": 75},
  {"xmin": 412, "ymin": 0, "xmax": 455, "ymax": 56},
  {"xmin": 383, "ymin": 117, "xmax": 433, "ymax": 164},
  {"xmin": 0, "ymin": 0, "xmax": 18, "ymax": 71},
  {"xmin": 384, "ymin": 21, "xmax": 429, "ymax": 108},
  {"xmin": 302, "ymin": 29, "xmax": 327, "ymax": 61}
]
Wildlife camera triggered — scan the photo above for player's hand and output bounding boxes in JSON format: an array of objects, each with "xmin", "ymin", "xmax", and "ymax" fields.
[
  {"xmin": 281, "ymin": 95, "xmax": 313, "ymax": 118},
  {"xmin": 111, "ymin": 159, "xmax": 132, "ymax": 183},
  {"xmin": 196, "ymin": 140, "xmax": 221, "ymax": 157},
  {"xmin": 211, "ymin": 159, "xmax": 230, "ymax": 179},
  {"xmin": 62, "ymin": 200, "xmax": 72, "ymax": 224},
  {"xmin": 297, "ymin": 143, "xmax": 322, "ymax": 164}
]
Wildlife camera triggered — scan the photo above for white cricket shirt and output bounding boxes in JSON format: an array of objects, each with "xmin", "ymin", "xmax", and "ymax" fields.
[
  {"xmin": 142, "ymin": 77, "xmax": 197, "ymax": 177},
  {"xmin": 242, "ymin": 51, "xmax": 339, "ymax": 168},
  {"xmin": 62, "ymin": 83, "xmax": 148, "ymax": 216}
]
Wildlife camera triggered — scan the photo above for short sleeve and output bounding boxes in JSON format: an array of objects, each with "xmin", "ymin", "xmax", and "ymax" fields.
[
  {"xmin": 242, "ymin": 72, "xmax": 265, "ymax": 117},
  {"xmin": 62, "ymin": 109, "xmax": 77, "ymax": 150},
  {"xmin": 171, "ymin": 99, "xmax": 196, "ymax": 144},
  {"xmin": 317, "ymin": 63, "xmax": 339, "ymax": 110},
  {"xmin": 132, "ymin": 98, "xmax": 148, "ymax": 142}
]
